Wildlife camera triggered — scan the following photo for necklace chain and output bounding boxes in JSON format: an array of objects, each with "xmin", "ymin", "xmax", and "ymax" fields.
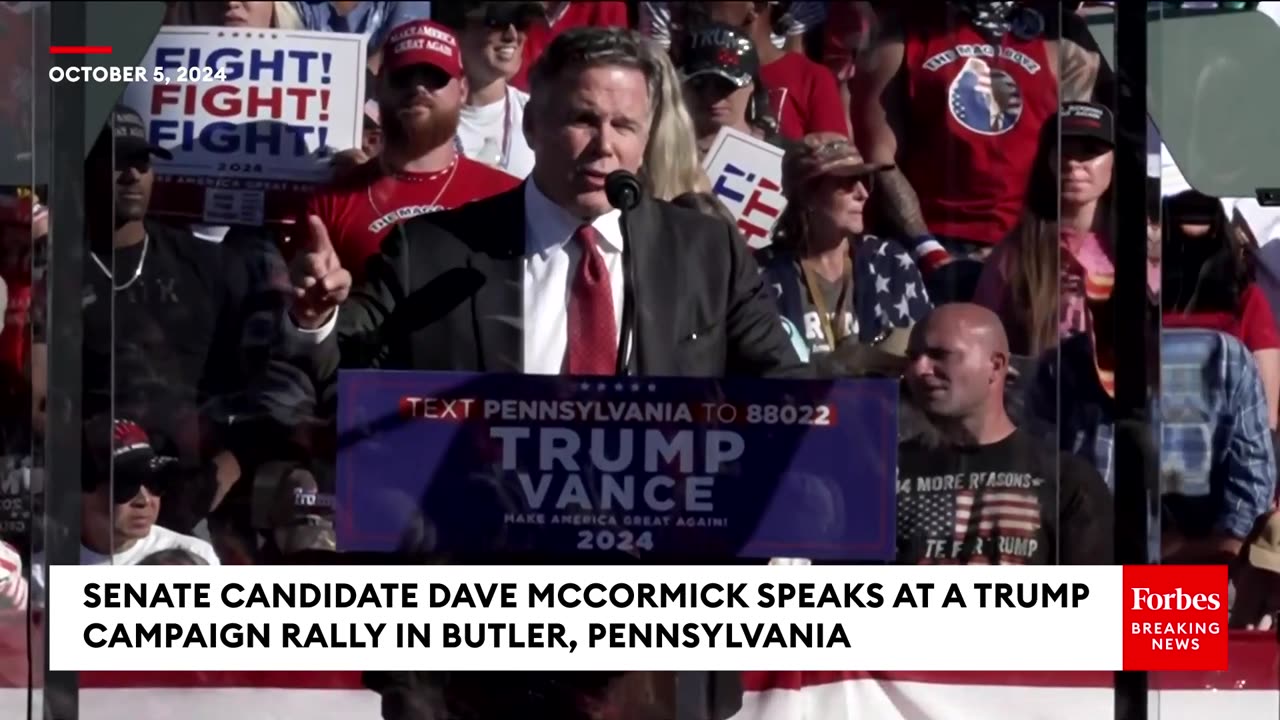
[
  {"xmin": 366, "ymin": 157, "xmax": 459, "ymax": 220},
  {"xmin": 90, "ymin": 234, "xmax": 149, "ymax": 291}
]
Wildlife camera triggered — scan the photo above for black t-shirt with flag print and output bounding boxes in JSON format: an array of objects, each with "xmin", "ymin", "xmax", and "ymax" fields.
[{"xmin": 895, "ymin": 428, "xmax": 1113, "ymax": 565}]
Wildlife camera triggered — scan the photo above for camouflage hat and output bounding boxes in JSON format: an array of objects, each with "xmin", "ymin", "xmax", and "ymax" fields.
[{"xmin": 781, "ymin": 134, "xmax": 892, "ymax": 199}]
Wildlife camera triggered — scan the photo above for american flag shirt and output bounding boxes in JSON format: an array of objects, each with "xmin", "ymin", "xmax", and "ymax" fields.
[
  {"xmin": 895, "ymin": 429, "xmax": 1112, "ymax": 565},
  {"xmin": 757, "ymin": 236, "xmax": 933, "ymax": 357}
]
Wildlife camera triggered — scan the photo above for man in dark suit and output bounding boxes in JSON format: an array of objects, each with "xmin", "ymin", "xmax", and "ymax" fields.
[
  {"xmin": 288, "ymin": 24, "xmax": 800, "ymax": 720},
  {"xmin": 288, "ymin": 28, "xmax": 806, "ymax": 382}
]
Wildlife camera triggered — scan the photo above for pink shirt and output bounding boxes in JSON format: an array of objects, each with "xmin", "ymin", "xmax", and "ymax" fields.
[{"xmin": 973, "ymin": 228, "xmax": 1115, "ymax": 354}]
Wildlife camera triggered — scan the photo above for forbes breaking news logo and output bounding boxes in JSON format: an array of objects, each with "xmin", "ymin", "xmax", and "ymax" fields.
[{"xmin": 1122, "ymin": 565, "xmax": 1228, "ymax": 670}]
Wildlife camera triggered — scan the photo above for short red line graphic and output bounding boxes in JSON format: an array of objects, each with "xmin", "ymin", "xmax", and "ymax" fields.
[{"xmin": 49, "ymin": 46, "xmax": 113, "ymax": 54}]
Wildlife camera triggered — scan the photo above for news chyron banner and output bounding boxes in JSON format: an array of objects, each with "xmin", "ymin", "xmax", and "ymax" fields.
[
  {"xmin": 118, "ymin": 27, "xmax": 366, "ymax": 226},
  {"xmin": 45, "ymin": 564, "xmax": 1229, "ymax": 672},
  {"xmin": 335, "ymin": 372, "xmax": 898, "ymax": 560}
]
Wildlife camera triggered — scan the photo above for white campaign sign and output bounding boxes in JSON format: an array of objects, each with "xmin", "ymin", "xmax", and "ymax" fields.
[
  {"xmin": 702, "ymin": 127, "xmax": 787, "ymax": 249},
  {"xmin": 119, "ymin": 26, "xmax": 366, "ymax": 225}
]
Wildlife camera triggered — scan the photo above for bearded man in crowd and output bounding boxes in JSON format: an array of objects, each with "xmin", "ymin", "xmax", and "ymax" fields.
[{"xmin": 304, "ymin": 19, "xmax": 520, "ymax": 281}]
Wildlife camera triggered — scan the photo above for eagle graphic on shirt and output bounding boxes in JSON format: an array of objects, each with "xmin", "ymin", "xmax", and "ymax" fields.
[{"xmin": 948, "ymin": 57, "xmax": 1023, "ymax": 136}]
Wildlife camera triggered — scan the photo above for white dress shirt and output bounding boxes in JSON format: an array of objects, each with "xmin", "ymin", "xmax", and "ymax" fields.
[
  {"xmin": 291, "ymin": 179, "xmax": 627, "ymax": 374},
  {"xmin": 522, "ymin": 178, "xmax": 626, "ymax": 374}
]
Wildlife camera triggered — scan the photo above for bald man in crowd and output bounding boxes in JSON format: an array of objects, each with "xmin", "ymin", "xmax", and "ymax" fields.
[{"xmin": 895, "ymin": 304, "xmax": 1112, "ymax": 565}]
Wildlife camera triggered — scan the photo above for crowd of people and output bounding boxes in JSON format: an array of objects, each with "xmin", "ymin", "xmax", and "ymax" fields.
[{"xmin": 1, "ymin": 0, "xmax": 1279, "ymax": 717}]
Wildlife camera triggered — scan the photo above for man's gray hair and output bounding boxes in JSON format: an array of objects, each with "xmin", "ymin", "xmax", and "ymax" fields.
[{"xmin": 527, "ymin": 27, "xmax": 662, "ymax": 117}]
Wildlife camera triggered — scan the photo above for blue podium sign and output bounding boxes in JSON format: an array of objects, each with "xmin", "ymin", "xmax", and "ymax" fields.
[{"xmin": 336, "ymin": 372, "xmax": 897, "ymax": 561}]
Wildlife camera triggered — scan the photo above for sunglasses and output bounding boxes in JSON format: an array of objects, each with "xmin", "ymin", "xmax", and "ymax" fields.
[
  {"xmin": 387, "ymin": 64, "xmax": 453, "ymax": 92},
  {"xmin": 481, "ymin": 13, "xmax": 533, "ymax": 30},
  {"xmin": 113, "ymin": 151, "xmax": 152, "ymax": 174},
  {"xmin": 819, "ymin": 173, "xmax": 874, "ymax": 194},
  {"xmin": 473, "ymin": 3, "xmax": 542, "ymax": 31},
  {"xmin": 687, "ymin": 74, "xmax": 746, "ymax": 96},
  {"xmin": 1060, "ymin": 138, "xmax": 1111, "ymax": 161},
  {"xmin": 104, "ymin": 477, "xmax": 168, "ymax": 503}
]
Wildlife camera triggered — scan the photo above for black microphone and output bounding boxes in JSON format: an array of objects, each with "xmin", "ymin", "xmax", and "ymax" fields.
[
  {"xmin": 605, "ymin": 170, "xmax": 642, "ymax": 211},
  {"xmin": 606, "ymin": 170, "xmax": 641, "ymax": 375}
]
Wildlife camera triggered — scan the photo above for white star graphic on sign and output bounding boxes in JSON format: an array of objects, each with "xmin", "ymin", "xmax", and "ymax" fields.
[
  {"xmin": 875, "ymin": 274, "xmax": 890, "ymax": 294},
  {"xmin": 876, "ymin": 242, "xmax": 887, "ymax": 256},
  {"xmin": 897, "ymin": 253, "xmax": 914, "ymax": 270},
  {"xmin": 895, "ymin": 296, "xmax": 911, "ymax": 320},
  {"xmin": 905, "ymin": 282, "xmax": 919, "ymax": 300}
]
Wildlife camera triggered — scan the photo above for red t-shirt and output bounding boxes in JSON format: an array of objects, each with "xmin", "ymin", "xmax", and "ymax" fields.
[
  {"xmin": 759, "ymin": 53, "xmax": 849, "ymax": 141},
  {"xmin": 1163, "ymin": 283, "xmax": 1280, "ymax": 352},
  {"xmin": 511, "ymin": 1, "xmax": 630, "ymax": 92},
  {"xmin": 305, "ymin": 155, "xmax": 520, "ymax": 280},
  {"xmin": 899, "ymin": 14, "xmax": 1058, "ymax": 245}
]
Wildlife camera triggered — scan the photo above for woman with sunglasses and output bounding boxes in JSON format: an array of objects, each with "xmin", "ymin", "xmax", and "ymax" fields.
[
  {"xmin": 456, "ymin": 2, "xmax": 538, "ymax": 178},
  {"xmin": 677, "ymin": 23, "xmax": 784, "ymax": 159},
  {"xmin": 756, "ymin": 134, "xmax": 932, "ymax": 361}
]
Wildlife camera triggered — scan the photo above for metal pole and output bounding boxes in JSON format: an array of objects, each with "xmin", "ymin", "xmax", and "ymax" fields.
[
  {"xmin": 42, "ymin": 1, "xmax": 87, "ymax": 718},
  {"xmin": 1112, "ymin": 2, "xmax": 1153, "ymax": 720}
]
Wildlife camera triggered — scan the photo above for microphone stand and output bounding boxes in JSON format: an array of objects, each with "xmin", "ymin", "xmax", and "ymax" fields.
[
  {"xmin": 606, "ymin": 171, "xmax": 641, "ymax": 377},
  {"xmin": 615, "ymin": 207, "xmax": 637, "ymax": 377}
]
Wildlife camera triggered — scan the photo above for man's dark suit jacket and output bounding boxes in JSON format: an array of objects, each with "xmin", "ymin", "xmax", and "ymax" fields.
[
  {"xmin": 310, "ymin": 183, "xmax": 808, "ymax": 381},
  {"xmin": 318, "ymin": 184, "xmax": 804, "ymax": 719}
]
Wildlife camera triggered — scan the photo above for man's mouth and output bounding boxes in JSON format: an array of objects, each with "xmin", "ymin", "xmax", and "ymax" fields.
[
  {"xmin": 578, "ymin": 169, "xmax": 608, "ymax": 189},
  {"xmin": 493, "ymin": 46, "xmax": 517, "ymax": 62}
]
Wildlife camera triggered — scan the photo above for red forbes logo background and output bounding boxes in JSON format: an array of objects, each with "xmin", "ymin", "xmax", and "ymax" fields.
[{"xmin": 1123, "ymin": 565, "xmax": 1228, "ymax": 671}]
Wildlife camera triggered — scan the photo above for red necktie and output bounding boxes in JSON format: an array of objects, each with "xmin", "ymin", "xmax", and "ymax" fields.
[{"xmin": 565, "ymin": 224, "xmax": 618, "ymax": 375}]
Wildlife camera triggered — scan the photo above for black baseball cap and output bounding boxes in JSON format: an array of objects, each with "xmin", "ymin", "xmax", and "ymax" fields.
[
  {"xmin": 255, "ymin": 463, "xmax": 336, "ymax": 553},
  {"xmin": 82, "ymin": 416, "xmax": 179, "ymax": 500},
  {"xmin": 679, "ymin": 23, "xmax": 759, "ymax": 88},
  {"xmin": 110, "ymin": 104, "xmax": 173, "ymax": 160},
  {"xmin": 1058, "ymin": 102, "xmax": 1114, "ymax": 148}
]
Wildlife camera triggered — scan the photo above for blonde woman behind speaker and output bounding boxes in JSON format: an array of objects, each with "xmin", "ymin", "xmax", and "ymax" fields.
[{"xmin": 643, "ymin": 38, "xmax": 711, "ymax": 200}]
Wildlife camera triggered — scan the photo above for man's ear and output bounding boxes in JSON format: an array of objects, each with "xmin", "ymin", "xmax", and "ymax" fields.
[{"xmin": 991, "ymin": 351, "xmax": 1009, "ymax": 384}]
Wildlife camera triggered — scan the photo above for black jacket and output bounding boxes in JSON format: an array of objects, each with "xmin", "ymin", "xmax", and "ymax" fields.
[{"xmin": 303, "ymin": 183, "xmax": 808, "ymax": 383}]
